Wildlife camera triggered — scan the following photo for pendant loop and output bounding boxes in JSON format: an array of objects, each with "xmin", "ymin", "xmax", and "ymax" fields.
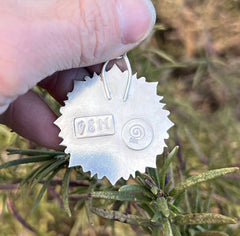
[{"xmin": 101, "ymin": 53, "xmax": 132, "ymax": 102}]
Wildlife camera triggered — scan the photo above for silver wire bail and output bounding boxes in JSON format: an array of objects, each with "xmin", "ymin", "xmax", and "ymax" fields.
[{"xmin": 101, "ymin": 53, "xmax": 132, "ymax": 102}]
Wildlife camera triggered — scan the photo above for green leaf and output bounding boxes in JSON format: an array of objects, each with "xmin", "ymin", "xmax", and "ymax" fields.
[
  {"xmin": 168, "ymin": 203, "xmax": 182, "ymax": 214},
  {"xmin": 139, "ymin": 203, "xmax": 155, "ymax": 217},
  {"xmin": 91, "ymin": 207, "xmax": 160, "ymax": 228},
  {"xmin": 0, "ymin": 155, "xmax": 53, "ymax": 170},
  {"xmin": 91, "ymin": 191, "xmax": 150, "ymax": 203},
  {"xmin": 7, "ymin": 149, "xmax": 64, "ymax": 156},
  {"xmin": 135, "ymin": 172, "xmax": 148, "ymax": 187},
  {"xmin": 119, "ymin": 184, "xmax": 148, "ymax": 192},
  {"xmin": 174, "ymin": 213, "xmax": 237, "ymax": 225},
  {"xmin": 62, "ymin": 168, "xmax": 72, "ymax": 217},
  {"xmin": 32, "ymin": 159, "xmax": 67, "ymax": 188},
  {"xmin": 159, "ymin": 146, "xmax": 179, "ymax": 190},
  {"xmin": 146, "ymin": 167, "xmax": 160, "ymax": 187},
  {"xmin": 169, "ymin": 167, "xmax": 239, "ymax": 196},
  {"xmin": 162, "ymin": 218, "xmax": 173, "ymax": 236},
  {"xmin": 152, "ymin": 211, "xmax": 162, "ymax": 223},
  {"xmin": 119, "ymin": 184, "xmax": 153, "ymax": 198},
  {"xmin": 31, "ymin": 168, "xmax": 60, "ymax": 214},
  {"xmin": 155, "ymin": 197, "xmax": 170, "ymax": 218},
  {"xmin": 171, "ymin": 224, "xmax": 181, "ymax": 236},
  {"xmin": 20, "ymin": 164, "xmax": 48, "ymax": 187},
  {"xmin": 27, "ymin": 160, "xmax": 56, "ymax": 187},
  {"xmin": 20, "ymin": 160, "xmax": 56, "ymax": 187},
  {"xmin": 173, "ymin": 191, "xmax": 185, "ymax": 207}
]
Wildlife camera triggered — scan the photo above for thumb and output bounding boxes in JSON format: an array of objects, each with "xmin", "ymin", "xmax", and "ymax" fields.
[{"xmin": 0, "ymin": 0, "xmax": 156, "ymax": 114}]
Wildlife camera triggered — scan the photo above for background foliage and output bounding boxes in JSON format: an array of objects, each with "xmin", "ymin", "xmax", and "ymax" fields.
[{"xmin": 0, "ymin": 0, "xmax": 240, "ymax": 235}]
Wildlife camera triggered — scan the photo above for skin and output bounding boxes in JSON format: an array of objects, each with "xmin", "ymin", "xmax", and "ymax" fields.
[{"xmin": 0, "ymin": 0, "xmax": 156, "ymax": 150}]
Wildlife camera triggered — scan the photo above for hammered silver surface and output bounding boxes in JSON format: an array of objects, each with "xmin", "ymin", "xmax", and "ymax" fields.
[{"xmin": 54, "ymin": 65, "xmax": 174, "ymax": 184}]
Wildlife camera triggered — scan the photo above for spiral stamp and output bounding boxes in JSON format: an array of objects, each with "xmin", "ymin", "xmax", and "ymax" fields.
[{"xmin": 122, "ymin": 119, "xmax": 154, "ymax": 150}]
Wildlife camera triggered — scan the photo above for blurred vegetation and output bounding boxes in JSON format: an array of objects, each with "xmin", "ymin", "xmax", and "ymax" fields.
[{"xmin": 1, "ymin": 0, "xmax": 240, "ymax": 235}]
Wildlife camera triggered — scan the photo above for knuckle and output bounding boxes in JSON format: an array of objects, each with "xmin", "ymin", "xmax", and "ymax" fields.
[{"xmin": 75, "ymin": 0, "xmax": 120, "ymax": 64}]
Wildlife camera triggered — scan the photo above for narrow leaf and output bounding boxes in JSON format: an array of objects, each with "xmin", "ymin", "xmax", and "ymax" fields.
[
  {"xmin": 31, "ymin": 168, "xmax": 59, "ymax": 214},
  {"xmin": 156, "ymin": 197, "xmax": 170, "ymax": 218},
  {"xmin": 29, "ymin": 160, "xmax": 56, "ymax": 187},
  {"xmin": 173, "ymin": 191, "xmax": 185, "ymax": 207},
  {"xmin": 119, "ymin": 185, "xmax": 153, "ymax": 198},
  {"xmin": 0, "ymin": 155, "xmax": 52, "ymax": 170},
  {"xmin": 91, "ymin": 207, "xmax": 160, "ymax": 227},
  {"xmin": 152, "ymin": 212, "xmax": 162, "ymax": 222},
  {"xmin": 62, "ymin": 168, "xmax": 72, "ymax": 217},
  {"xmin": 168, "ymin": 203, "xmax": 182, "ymax": 214},
  {"xmin": 91, "ymin": 191, "xmax": 150, "ymax": 203},
  {"xmin": 32, "ymin": 159, "xmax": 67, "ymax": 187},
  {"xmin": 174, "ymin": 213, "xmax": 237, "ymax": 225},
  {"xmin": 159, "ymin": 146, "xmax": 179, "ymax": 190},
  {"xmin": 146, "ymin": 167, "xmax": 160, "ymax": 187},
  {"xmin": 7, "ymin": 149, "xmax": 64, "ymax": 156},
  {"xmin": 171, "ymin": 224, "xmax": 181, "ymax": 236},
  {"xmin": 139, "ymin": 203, "xmax": 155, "ymax": 217},
  {"xmin": 20, "ymin": 166, "xmax": 44, "ymax": 187},
  {"xmin": 20, "ymin": 160, "xmax": 56, "ymax": 187},
  {"xmin": 162, "ymin": 218, "xmax": 173, "ymax": 236},
  {"xmin": 170, "ymin": 167, "xmax": 239, "ymax": 196}
]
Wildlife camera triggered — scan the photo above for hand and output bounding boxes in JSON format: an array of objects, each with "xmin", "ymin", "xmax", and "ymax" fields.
[{"xmin": 0, "ymin": 0, "xmax": 156, "ymax": 150}]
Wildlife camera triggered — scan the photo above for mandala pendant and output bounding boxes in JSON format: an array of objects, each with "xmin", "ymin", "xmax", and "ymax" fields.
[{"xmin": 54, "ymin": 54, "xmax": 173, "ymax": 184}]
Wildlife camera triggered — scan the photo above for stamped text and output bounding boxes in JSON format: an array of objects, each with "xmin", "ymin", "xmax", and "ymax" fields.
[{"xmin": 74, "ymin": 115, "xmax": 115, "ymax": 138}]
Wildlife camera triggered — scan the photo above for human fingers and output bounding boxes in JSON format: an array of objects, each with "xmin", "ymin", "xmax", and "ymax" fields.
[
  {"xmin": 0, "ymin": 91, "xmax": 62, "ymax": 150},
  {"xmin": 0, "ymin": 68, "xmax": 90, "ymax": 149},
  {"xmin": 0, "ymin": 0, "xmax": 156, "ymax": 114},
  {"xmin": 38, "ymin": 68, "xmax": 90, "ymax": 105}
]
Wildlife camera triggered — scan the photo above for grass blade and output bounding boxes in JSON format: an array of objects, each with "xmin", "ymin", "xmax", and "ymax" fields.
[
  {"xmin": 169, "ymin": 167, "xmax": 239, "ymax": 196},
  {"xmin": 149, "ymin": 49, "xmax": 176, "ymax": 64},
  {"xmin": 62, "ymin": 168, "xmax": 72, "ymax": 217}
]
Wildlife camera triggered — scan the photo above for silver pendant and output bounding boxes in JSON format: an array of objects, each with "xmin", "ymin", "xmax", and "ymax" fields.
[{"xmin": 54, "ymin": 54, "xmax": 173, "ymax": 184}]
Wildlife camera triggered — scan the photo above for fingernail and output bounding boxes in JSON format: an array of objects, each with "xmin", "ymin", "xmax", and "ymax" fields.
[{"xmin": 116, "ymin": 0, "xmax": 156, "ymax": 44}]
